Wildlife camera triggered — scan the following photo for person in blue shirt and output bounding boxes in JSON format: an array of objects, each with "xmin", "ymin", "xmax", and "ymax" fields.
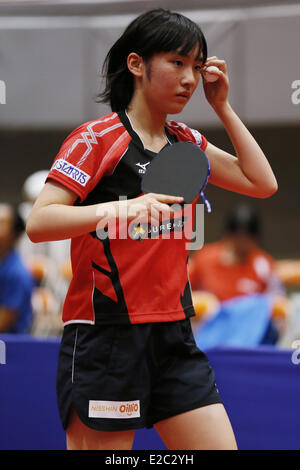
[{"xmin": 0, "ymin": 203, "xmax": 35, "ymax": 333}]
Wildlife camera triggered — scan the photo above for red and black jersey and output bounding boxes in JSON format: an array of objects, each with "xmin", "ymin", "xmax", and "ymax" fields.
[{"xmin": 47, "ymin": 111, "xmax": 208, "ymax": 326}]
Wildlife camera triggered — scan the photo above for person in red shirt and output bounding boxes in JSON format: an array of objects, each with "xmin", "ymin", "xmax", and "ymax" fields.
[
  {"xmin": 189, "ymin": 204, "xmax": 282, "ymax": 302},
  {"xmin": 26, "ymin": 9, "xmax": 277, "ymax": 450},
  {"xmin": 189, "ymin": 204, "xmax": 287, "ymax": 344}
]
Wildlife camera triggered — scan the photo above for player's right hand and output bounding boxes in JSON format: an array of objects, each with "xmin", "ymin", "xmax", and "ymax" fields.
[{"xmin": 121, "ymin": 192, "xmax": 184, "ymax": 226}]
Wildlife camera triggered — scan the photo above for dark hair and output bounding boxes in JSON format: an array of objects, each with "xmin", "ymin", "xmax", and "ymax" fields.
[
  {"xmin": 96, "ymin": 8, "xmax": 207, "ymax": 112},
  {"xmin": 12, "ymin": 208, "xmax": 25, "ymax": 239},
  {"xmin": 0, "ymin": 203, "xmax": 25, "ymax": 241},
  {"xmin": 224, "ymin": 204, "xmax": 261, "ymax": 239}
]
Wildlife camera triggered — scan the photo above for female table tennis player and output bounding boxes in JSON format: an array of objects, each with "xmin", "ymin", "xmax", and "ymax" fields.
[{"xmin": 26, "ymin": 9, "xmax": 277, "ymax": 450}]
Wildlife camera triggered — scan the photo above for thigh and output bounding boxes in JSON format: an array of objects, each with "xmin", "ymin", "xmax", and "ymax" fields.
[
  {"xmin": 66, "ymin": 407, "xmax": 135, "ymax": 450},
  {"xmin": 154, "ymin": 403, "xmax": 237, "ymax": 450}
]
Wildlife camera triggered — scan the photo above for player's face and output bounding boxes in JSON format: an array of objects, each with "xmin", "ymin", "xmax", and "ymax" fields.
[{"xmin": 143, "ymin": 46, "xmax": 204, "ymax": 115}]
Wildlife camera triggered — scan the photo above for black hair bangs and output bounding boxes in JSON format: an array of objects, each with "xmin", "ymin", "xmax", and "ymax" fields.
[{"xmin": 135, "ymin": 11, "xmax": 207, "ymax": 64}]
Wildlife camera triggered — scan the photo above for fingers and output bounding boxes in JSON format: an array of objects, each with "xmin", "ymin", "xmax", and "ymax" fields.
[
  {"xmin": 128, "ymin": 193, "xmax": 184, "ymax": 226},
  {"xmin": 125, "ymin": 193, "xmax": 186, "ymax": 240},
  {"xmin": 149, "ymin": 194, "xmax": 184, "ymax": 222},
  {"xmin": 203, "ymin": 57, "xmax": 227, "ymax": 74},
  {"xmin": 146, "ymin": 194, "xmax": 183, "ymax": 224},
  {"xmin": 149, "ymin": 193, "xmax": 184, "ymax": 204}
]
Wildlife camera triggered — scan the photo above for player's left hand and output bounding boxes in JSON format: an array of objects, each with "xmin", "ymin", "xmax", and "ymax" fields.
[{"xmin": 201, "ymin": 56, "xmax": 229, "ymax": 111}]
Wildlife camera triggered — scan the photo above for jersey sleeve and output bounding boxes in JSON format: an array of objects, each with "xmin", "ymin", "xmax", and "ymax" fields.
[
  {"xmin": 166, "ymin": 120, "xmax": 208, "ymax": 151},
  {"xmin": 189, "ymin": 128, "xmax": 208, "ymax": 151},
  {"xmin": 46, "ymin": 122, "xmax": 105, "ymax": 202}
]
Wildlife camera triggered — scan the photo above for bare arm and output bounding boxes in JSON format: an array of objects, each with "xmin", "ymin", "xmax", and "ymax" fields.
[
  {"xmin": 202, "ymin": 57, "xmax": 278, "ymax": 198},
  {"xmin": 26, "ymin": 180, "xmax": 184, "ymax": 243},
  {"xmin": 26, "ymin": 180, "xmax": 105, "ymax": 242}
]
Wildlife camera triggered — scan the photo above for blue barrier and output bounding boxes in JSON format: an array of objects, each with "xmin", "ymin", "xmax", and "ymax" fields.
[{"xmin": 0, "ymin": 334, "xmax": 299, "ymax": 450}]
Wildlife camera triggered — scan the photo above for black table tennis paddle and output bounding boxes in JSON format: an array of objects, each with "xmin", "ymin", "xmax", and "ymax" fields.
[
  {"xmin": 141, "ymin": 141, "xmax": 211, "ymax": 206},
  {"xmin": 133, "ymin": 141, "xmax": 211, "ymax": 241}
]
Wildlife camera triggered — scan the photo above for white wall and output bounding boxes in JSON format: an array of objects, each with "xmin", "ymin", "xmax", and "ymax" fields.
[{"xmin": 0, "ymin": 1, "xmax": 299, "ymax": 128}]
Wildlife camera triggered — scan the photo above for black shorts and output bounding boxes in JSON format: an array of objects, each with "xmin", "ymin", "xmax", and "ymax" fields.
[{"xmin": 56, "ymin": 318, "xmax": 222, "ymax": 432}]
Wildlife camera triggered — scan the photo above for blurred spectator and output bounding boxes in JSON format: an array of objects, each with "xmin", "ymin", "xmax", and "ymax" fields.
[
  {"xmin": 16, "ymin": 171, "xmax": 70, "ymax": 337},
  {"xmin": 18, "ymin": 171, "xmax": 71, "ymax": 321},
  {"xmin": 190, "ymin": 204, "xmax": 283, "ymax": 300},
  {"xmin": 18, "ymin": 170, "xmax": 71, "ymax": 268},
  {"xmin": 0, "ymin": 203, "xmax": 35, "ymax": 333},
  {"xmin": 189, "ymin": 204, "xmax": 289, "ymax": 344}
]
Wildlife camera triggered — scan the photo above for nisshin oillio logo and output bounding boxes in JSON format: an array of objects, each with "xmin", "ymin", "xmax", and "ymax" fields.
[{"xmin": 88, "ymin": 400, "xmax": 140, "ymax": 418}]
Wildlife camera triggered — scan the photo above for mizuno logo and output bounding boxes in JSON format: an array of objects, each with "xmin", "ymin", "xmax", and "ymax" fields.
[{"xmin": 136, "ymin": 162, "xmax": 150, "ymax": 174}]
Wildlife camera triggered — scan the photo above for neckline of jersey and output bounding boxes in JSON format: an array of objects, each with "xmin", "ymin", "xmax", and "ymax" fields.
[{"xmin": 117, "ymin": 110, "xmax": 176, "ymax": 155}]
